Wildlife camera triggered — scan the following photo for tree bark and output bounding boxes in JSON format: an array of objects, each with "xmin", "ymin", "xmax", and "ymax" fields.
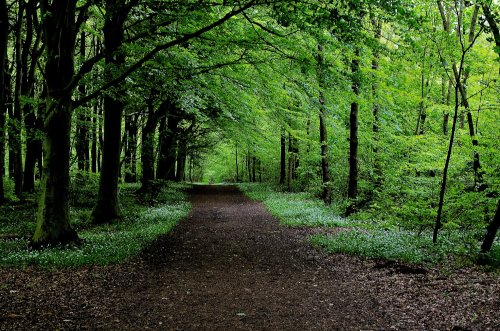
[
  {"xmin": 235, "ymin": 142, "xmax": 239, "ymax": 182},
  {"xmin": 280, "ymin": 129, "xmax": 286, "ymax": 184},
  {"xmin": 92, "ymin": 0, "xmax": 129, "ymax": 224},
  {"xmin": 31, "ymin": 0, "xmax": 79, "ymax": 248},
  {"xmin": 317, "ymin": 44, "xmax": 331, "ymax": 205},
  {"xmin": 480, "ymin": 199, "xmax": 500, "ymax": 253},
  {"xmin": 438, "ymin": 0, "xmax": 484, "ymax": 187},
  {"xmin": 156, "ymin": 109, "xmax": 179, "ymax": 181},
  {"xmin": 124, "ymin": 113, "xmax": 138, "ymax": 182},
  {"xmin": 0, "ymin": 0, "xmax": 8, "ymax": 202},
  {"xmin": 482, "ymin": 4, "xmax": 500, "ymax": 56},
  {"xmin": 175, "ymin": 137, "xmax": 187, "ymax": 182},
  {"xmin": 22, "ymin": 0, "xmax": 43, "ymax": 193},
  {"xmin": 371, "ymin": 18, "xmax": 382, "ymax": 190},
  {"xmin": 139, "ymin": 97, "xmax": 168, "ymax": 191},
  {"xmin": 76, "ymin": 31, "xmax": 90, "ymax": 172},
  {"xmin": 12, "ymin": 2, "xmax": 25, "ymax": 197},
  {"xmin": 346, "ymin": 49, "xmax": 360, "ymax": 216}
]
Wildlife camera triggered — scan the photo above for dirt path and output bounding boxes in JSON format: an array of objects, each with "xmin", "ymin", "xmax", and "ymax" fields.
[{"xmin": 1, "ymin": 185, "xmax": 499, "ymax": 330}]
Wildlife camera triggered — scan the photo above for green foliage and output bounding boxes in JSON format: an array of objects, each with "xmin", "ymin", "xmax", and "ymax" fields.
[
  {"xmin": 311, "ymin": 230, "xmax": 498, "ymax": 267},
  {"xmin": 239, "ymin": 183, "xmax": 359, "ymax": 228},
  {"xmin": 241, "ymin": 183, "xmax": 499, "ymax": 268},
  {"xmin": 0, "ymin": 182, "xmax": 191, "ymax": 268}
]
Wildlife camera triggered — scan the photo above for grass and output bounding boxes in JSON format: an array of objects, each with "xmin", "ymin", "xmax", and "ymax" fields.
[
  {"xmin": 0, "ymin": 181, "xmax": 191, "ymax": 268},
  {"xmin": 239, "ymin": 182, "xmax": 500, "ymax": 269}
]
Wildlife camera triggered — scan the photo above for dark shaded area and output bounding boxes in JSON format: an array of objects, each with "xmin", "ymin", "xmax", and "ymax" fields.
[{"xmin": 0, "ymin": 185, "xmax": 498, "ymax": 330}]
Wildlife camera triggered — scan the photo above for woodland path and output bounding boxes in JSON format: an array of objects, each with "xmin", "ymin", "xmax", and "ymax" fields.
[{"xmin": 1, "ymin": 185, "xmax": 499, "ymax": 330}]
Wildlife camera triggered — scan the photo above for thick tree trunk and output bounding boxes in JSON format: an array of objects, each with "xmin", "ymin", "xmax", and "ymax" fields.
[
  {"xmin": 0, "ymin": 0, "xmax": 7, "ymax": 202},
  {"xmin": 92, "ymin": 0, "xmax": 129, "ymax": 224},
  {"xmin": 31, "ymin": 0, "xmax": 79, "ymax": 248},
  {"xmin": 346, "ymin": 50, "xmax": 360, "ymax": 216}
]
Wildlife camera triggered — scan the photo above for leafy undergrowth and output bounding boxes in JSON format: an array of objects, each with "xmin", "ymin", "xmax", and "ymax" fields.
[
  {"xmin": 239, "ymin": 183, "xmax": 499, "ymax": 269},
  {"xmin": 0, "ymin": 180, "xmax": 191, "ymax": 268}
]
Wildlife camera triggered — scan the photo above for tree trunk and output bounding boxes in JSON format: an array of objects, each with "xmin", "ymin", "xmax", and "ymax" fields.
[
  {"xmin": 92, "ymin": 0, "xmax": 129, "ymax": 224},
  {"xmin": 140, "ymin": 97, "xmax": 167, "ymax": 191},
  {"xmin": 317, "ymin": 44, "xmax": 331, "ymax": 205},
  {"xmin": 235, "ymin": 142, "xmax": 239, "ymax": 182},
  {"xmin": 12, "ymin": 2, "xmax": 25, "ymax": 197},
  {"xmin": 434, "ymin": 78, "xmax": 461, "ymax": 243},
  {"xmin": 0, "ymin": 0, "xmax": 8, "ymax": 202},
  {"xmin": 176, "ymin": 137, "xmax": 187, "ymax": 182},
  {"xmin": 31, "ymin": 0, "xmax": 79, "ymax": 248},
  {"xmin": 140, "ymin": 104, "xmax": 157, "ymax": 191},
  {"xmin": 124, "ymin": 113, "xmax": 138, "ymax": 182},
  {"xmin": 346, "ymin": 49, "xmax": 360, "ymax": 216},
  {"xmin": 280, "ymin": 129, "xmax": 286, "ymax": 184},
  {"xmin": 482, "ymin": 4, "xmax": 500, "ymax": 58},
  {"xmin": 371, "ymin": 19, "xmax": 382, "ymax": 190},
  {"xmin": 156, "ymin": 111, "xmax": 179, "ymax": 181},
  {"xmin": 22, "ymin": 0, "xmax": 43, "ymax": 193},
  {"xmin": 480, "ymin": 199, "xmax": 500, "ymax": 253},
  {"xmin": 438, "ymin": 0, "xmax": 484, "ymax": 188},
  {"xmin": 76, "ymin": 31, "xmax": 90, "ymax": 172},
  {"xmin": 252, "ymin": 155, "xmax": 256, "ymax": 182}
]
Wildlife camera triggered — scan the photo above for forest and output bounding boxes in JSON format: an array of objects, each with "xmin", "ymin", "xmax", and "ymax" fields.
[
  {"xmin": 0, "ymin": 0, "xmax": 499, "ymax": 267},
  {"xmin": 1, "ymin": 0, "xmax": 500, "ymax": 329}
]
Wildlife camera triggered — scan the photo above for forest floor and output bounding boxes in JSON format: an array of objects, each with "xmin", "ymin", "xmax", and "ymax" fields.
[{"xmin": 0, "ymin": 185, "xmax": 499, "ymax": 330}]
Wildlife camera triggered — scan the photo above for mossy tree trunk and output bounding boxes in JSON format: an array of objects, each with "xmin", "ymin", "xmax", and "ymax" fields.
[
  {"xmin": 31, "ymin": 0, "xmax": 79, "ymax": 248},
  {"xmin": 92, "ymin": 0, "xmax": 130, "ymax": 224}
]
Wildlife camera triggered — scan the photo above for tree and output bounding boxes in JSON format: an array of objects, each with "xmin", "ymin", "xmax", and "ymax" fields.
[
  {"xmin": 0, "ymin": 0, "xmax": 7, "ymax": 203},
  {"xmin": 31, "ymin": 0, "xmax": 80, "ymax": 247},
  {"xmin": 317, "ymin": 44, "xmax": 332, "ymax": 205},
  {"xmin": 346, "ymin": 48, "xmax": 360, "ymax": 216},
  {"xmin": 92, "ymin": 0, "xmax": 134, "ymax": 224}
]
